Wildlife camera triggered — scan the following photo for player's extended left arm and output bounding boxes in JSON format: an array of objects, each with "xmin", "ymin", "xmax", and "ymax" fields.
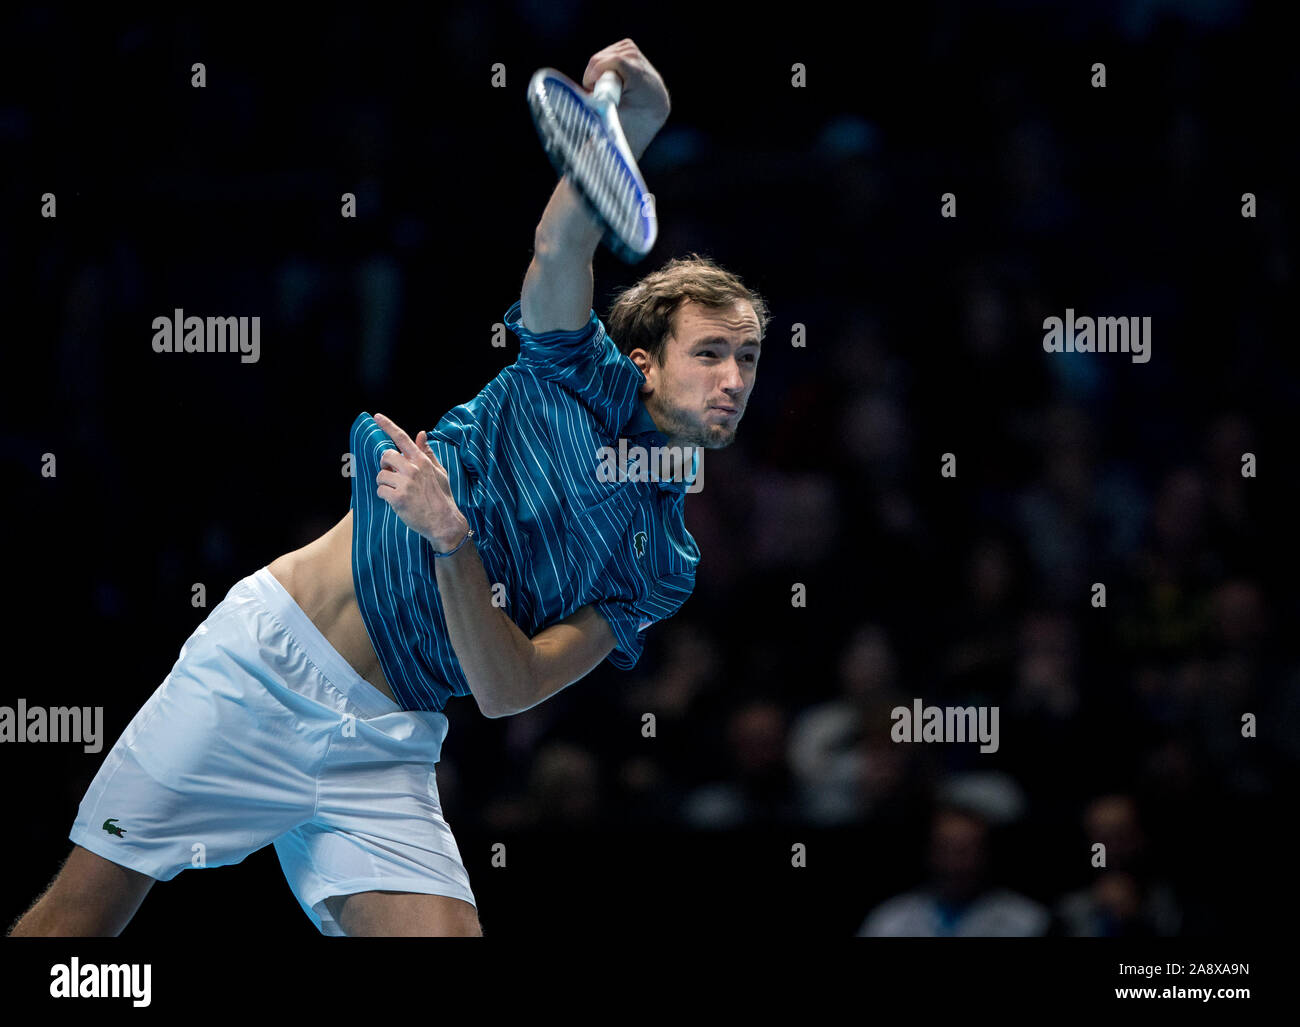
[{"xmin": 371, "ymin": 412, "xmax": 616, "ymax": 718}]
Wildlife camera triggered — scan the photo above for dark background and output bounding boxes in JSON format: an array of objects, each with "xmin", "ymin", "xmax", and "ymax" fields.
[{"xmin": 2, "ymin": 0, "xmax": 1296, "ymax": 939}]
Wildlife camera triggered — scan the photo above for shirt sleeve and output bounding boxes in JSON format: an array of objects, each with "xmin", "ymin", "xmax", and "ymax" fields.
[
  {"xmin": 593, "ymin": 597, "xmax": 651, "ymax": 670},
  {"xmin": 503, "ymin": 299, "xmax": 645, "ymax": 437}
]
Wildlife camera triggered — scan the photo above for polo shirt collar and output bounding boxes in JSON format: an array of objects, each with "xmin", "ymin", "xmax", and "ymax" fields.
[{"xmin": 619, "ymin": 399, "xmax": 696, "ymax": 494}]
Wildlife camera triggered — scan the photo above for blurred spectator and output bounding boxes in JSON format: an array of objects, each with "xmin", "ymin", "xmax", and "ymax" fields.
[
  {"xmin": 788, "ymin": 623, "xmax": 913, "ymax": 824},
  {"xmin": 681, "ymin": 701, "xmax": 800, "ymax": 828},
  {"xmin": 1011, "ymin": 610, "xmax": 1081, "ymax": 720},
  {"xmin": 1054, "ymin": 794, "xmax": 1183, "ymax": 936},
  {"xmin": 857, "ymin": 800, "xmax": 1049, "ymax": 936}
]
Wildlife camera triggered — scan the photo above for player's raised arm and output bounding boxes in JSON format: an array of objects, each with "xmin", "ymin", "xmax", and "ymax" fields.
[{"xmin": 521, "ymin": 39, "xmax": 670, "ymax": 334}]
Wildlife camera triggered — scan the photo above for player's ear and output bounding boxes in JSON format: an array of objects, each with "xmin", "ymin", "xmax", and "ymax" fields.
[{"xmin": 628, "ymin": 347, "xmax": 652, "ymax": 380}]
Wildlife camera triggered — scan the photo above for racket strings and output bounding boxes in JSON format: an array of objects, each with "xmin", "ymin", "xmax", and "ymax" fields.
[{"xmin": 543, "ymin": 83, "xmax": 643, "ymax": 246}]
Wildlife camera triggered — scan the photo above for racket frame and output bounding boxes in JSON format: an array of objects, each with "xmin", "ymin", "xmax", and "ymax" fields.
[{"xmin": 526, "ymin": 67, "xmax": 658, "ymax": 263}]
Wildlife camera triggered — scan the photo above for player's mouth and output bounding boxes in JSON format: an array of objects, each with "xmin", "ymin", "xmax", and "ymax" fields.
[{"xmin": 709, "ymin": 405, "xmax": 739, "ymax": 417}]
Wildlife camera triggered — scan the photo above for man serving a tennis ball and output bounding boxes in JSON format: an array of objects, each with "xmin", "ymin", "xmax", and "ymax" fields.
[{"xmin": 11, "ymin": 38, "xmax": 768, "ymax": 940}]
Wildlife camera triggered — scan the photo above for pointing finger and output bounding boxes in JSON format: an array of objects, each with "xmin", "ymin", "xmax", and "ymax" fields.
[{"xmin": 373, "ymin": 412, "xmax": 420, "ymax": 462}]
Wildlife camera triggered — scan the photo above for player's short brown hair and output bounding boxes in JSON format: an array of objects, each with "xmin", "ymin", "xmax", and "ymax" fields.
[{"xmin": 606, "ymin": 253, "xmax": 770, "ymax": 366}]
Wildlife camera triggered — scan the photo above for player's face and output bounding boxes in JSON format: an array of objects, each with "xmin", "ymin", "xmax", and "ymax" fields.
[{"xmin": 638, "ymin": 299, "xmax": 761, "ymax": 450}]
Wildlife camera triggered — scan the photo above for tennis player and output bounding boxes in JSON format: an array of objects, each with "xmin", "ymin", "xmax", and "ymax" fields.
[{"xmin": 10, "ymin": 39, "xmax": 767, "ymax": 938}]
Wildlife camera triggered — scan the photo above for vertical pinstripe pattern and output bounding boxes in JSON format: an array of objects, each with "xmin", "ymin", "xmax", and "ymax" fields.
[{"xmin": 348, "ymin": 300, "xmax": 700, "ymax": 712}]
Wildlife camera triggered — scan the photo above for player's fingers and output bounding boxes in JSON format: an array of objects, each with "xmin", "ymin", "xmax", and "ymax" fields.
[
  {"xmin": 415, "ymin": 432, "xmax": 450, "ymax": 472},
  {"xmin": 583, "ymin": 42, "xmax": 636, "ymax": 91},
  {"xmin": 582, "ymin": 44, "xmax": 615, "ymax": 88},
  {"xmin": 375, "ymin": 469, "xmax": 403, "ymax": 491},
  {"xmin": 374, "ymin": 411, "xmax": 420, "ymax": 461},
  {"xmin": 423, "ymin": 449, "xmax": 447, "ymax": 477},
  {"xmin": 379, "ymin": 448, "xmax": 414, "ymax": 475},
  {"xmin": 583, "ymin": 58, "xmax": 627, "ymax": 93}
]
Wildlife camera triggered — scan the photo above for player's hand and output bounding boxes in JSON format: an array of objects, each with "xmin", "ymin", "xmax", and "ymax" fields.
[
  {"xmin": 582, "ymin": 39, "xmax": 670, "ymax": 159},
  {"xmin": 373, "ymin": 412, "xmax": 471, "ymax": 552}
]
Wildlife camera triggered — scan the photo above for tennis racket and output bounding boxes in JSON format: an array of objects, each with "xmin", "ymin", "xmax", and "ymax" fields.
[{"xmin": 526, "ymin": 67, "xmax": 658, "ymax": 263}]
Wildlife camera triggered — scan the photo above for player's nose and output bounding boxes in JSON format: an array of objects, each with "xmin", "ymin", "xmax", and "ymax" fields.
[{"xmin": 720, "ymin": 359, "xmax": 746, "ymax": 391}]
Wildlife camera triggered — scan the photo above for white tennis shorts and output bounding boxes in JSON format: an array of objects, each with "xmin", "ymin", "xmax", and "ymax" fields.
[{"xmin": 69, "ymin": 566, "xmax": 476, "ymax": 935}]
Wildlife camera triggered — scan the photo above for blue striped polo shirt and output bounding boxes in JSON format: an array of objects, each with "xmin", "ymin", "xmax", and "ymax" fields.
[{"xmin": 348, "ymin": 299, "xmax": 701, "ymax": 713}]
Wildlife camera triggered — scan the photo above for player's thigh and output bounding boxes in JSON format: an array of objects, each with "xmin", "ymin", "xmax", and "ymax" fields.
[
  {"xmin": 15, "ymin": 845, "xmax": 156, "ymax": 935},
  {"xmin": 52, "ymin": 844, "xmax": 156, "ymax": 909},
  {"xmin": 323, "ymin": 890, "xmax": 482, "ymax": 937}
]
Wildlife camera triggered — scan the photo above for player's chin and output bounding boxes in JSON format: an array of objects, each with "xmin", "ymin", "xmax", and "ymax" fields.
[{"xmin": 701, "ymin": 424, "xmax": 737, "ymax": 450}]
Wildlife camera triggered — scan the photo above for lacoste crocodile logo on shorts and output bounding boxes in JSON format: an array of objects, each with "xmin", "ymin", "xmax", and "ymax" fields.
[{"xmin": 102, "ymin": 818, "xmax": 127, "ymax": 837}]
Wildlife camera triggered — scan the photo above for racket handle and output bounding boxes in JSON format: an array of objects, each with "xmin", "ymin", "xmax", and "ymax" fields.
[{"xmin": 592, "ymin": 69, "xmax": 623, "ymax": 107}]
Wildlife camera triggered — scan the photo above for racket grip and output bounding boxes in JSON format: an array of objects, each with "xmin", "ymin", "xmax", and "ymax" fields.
[{"xmin": 592, "ymin": 69, "xmax": 623, "ymax": 107}]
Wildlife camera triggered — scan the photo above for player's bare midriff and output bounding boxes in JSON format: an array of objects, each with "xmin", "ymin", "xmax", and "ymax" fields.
[{"xmin": 266, "ymin": 509, "xmax": 398, "ymax": 704}]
